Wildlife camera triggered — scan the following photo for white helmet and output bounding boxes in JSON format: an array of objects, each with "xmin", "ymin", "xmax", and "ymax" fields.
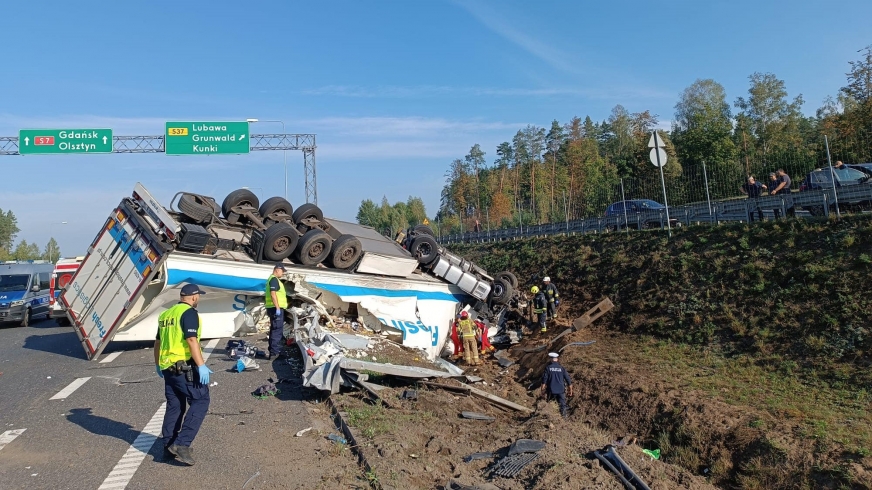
[{"xmin": 543, "ymin": 276, "xmax": 551, "ymax": 282}]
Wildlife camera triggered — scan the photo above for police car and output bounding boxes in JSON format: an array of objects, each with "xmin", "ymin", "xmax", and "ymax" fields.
[{"xmin": 0, "ymin": 261, "xmax": 54, "ymax": 327}]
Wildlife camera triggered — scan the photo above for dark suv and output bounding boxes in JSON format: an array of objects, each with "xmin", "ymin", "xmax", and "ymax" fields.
[
  {"xmin": 605, "ymin": 199, "xmax": 678, "ymax": 229},
  {"xmin": 798, "ymin": 166, "xmax": 870, "ymax": 191}
]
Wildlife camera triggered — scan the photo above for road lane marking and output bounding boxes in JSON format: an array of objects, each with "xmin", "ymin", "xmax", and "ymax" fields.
[
  {"xmin": 50, "ymin": 377, "xmax": 91, "ymax": 400},
  {"xmin": 97, "ymin": 404, "xmax": 165, "ymax": 490},
  {"xmin": 100, "ymin": 352, "xmax": 123, "ymax": 363},
  {"xmin": 97, "ymin": 338, "xmax": 221, "ymax": 489},
  {"xmin": 0, "ymin": 428, "xmax": 26, "ymax": 452}
]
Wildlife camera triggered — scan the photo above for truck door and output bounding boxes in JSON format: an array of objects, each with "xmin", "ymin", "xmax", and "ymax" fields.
[{"xmin": 60, "ymin": 199, "xmax": 172, "ymax": 360}]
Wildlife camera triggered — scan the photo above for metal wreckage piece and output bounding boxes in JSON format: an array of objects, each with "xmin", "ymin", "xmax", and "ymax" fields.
[{"xmin": 593, "ymin": 445, "xmax": 652, "ymax": 490}]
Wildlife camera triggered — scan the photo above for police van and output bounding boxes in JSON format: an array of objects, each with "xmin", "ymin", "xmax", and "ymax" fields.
[{"xmin": 0, "ymin": 261, "xmax": 54, "ymax": 327}]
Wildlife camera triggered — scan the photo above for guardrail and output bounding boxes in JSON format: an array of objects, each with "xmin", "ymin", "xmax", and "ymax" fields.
[{"xmin": 437, "ymin": 186, "xmax": 869, "ymax": 244}]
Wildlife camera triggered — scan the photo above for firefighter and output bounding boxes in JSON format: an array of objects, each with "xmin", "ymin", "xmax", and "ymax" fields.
[
  {"xmin": 457, "ymin": 311, "xmax": 480, "ymax": 365},
  {"xmin": 541, "ymin": 352, "xmax": 573, "ymax": 417},
  {"xmin": 475, "ymin": 318, "xmax": 495, "ymax": 355},
  {"xmin": 542, "ymin": 276, "xmax": 560, "ymax": 320},
  {"xmin": 532, "ymin": 286, "xmax": 548, "ymax": 333},
  {"xmin": 450, "ymin": 314, "xmax": 463, "ymax": 360}
]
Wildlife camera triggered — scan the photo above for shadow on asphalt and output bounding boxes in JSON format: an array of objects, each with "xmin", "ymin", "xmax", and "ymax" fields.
[
  {"xmin": 272, "ymin": 346, "xmax": 317, "ymax": 403},
  {"xmin": 66, "ymin": 408, "xmax": 141, "ymax": 444},
  {"xmin": 23, "ymin": 329, "xmax": 87, "ymax": 360}
]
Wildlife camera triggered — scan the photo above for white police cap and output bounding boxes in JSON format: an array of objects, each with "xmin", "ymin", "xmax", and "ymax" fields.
[{"xmin": 548, "ymin": 352, "xmax": 559, "ymax": 358}]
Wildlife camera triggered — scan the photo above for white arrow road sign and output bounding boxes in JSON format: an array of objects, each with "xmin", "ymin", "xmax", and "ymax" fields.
[
  {"xmin": 650, "ymin": 147, "xmax": 668, "ymax": 167},
  {"xmin": 24, "ymin": 137, "xmax": 29, "ymax": 146}
]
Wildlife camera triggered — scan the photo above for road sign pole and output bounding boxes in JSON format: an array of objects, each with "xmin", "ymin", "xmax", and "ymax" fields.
[
  {"xmin": 620, "ymin": 179, "xmax": 629, "ymax": 236},
  {"xmin": 702, "ymin": 161, "xmax": 712, "ymax": 217},
  {"xmin": 653, "ymin": 131, "xmax": 672, "ymax": 236},
  {"xmin": 824, "ymin": 135, "xmax": 840, "ymax": 218}
]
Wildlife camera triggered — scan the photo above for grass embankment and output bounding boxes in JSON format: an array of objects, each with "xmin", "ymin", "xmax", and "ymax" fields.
[{"xmin": 451, "ymin": 217, "xmax": 872, "ymax": 453}]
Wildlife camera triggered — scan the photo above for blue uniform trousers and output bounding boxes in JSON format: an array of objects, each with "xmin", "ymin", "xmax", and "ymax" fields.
[
  {"xmin": 161, "ymin": 369, "xmax": 210, "ymax": 447},
  {"xmin": 549, "ymin": 392, "xmax": 568, "ymax": 416},
  {"xmin": 266, "ymin": 307, "xmax": 284, "ymax": 356}
]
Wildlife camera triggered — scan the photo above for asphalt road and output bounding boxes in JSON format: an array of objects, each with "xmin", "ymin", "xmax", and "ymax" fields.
[{"xmin": 0, "ymin": 318, "xmax": 364, "ymax": 490}]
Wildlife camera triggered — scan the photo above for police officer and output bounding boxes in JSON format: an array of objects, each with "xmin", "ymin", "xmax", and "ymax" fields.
[
  {"xmin": 542, "ymin": 276, "xmax": 560, "ymax": 320},
  {"xmin": 457, "ymin": 311, "xmax": 480, "ymax": 365},
  {"xmin": 541, "ymin": 352, "xmax": 573, "ymax": 417},
  {"xmin": 265, "ymin": 263, "xmax": 288, "ymax": 360},
  {"xmin": 531, "ymin": 286, "xmax": 548, "ymax": 333},
  {"xmin": 154, "ymin": 283, "xmax": 212, "ymax": 466}
]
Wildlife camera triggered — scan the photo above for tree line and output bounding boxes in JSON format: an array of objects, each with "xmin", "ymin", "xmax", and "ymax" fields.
[
  {"xmin": 0, "ymin": 208, "xmax": 61, "ymax": 262},
  {"xmin": 425, "ymin": 46, "xmax": 872, "ymax": 234}
]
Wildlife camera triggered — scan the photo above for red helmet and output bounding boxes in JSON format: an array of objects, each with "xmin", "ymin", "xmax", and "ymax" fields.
[{"xmin": 460, "ymin": 311, "xmax": 469, "ymax": 319}]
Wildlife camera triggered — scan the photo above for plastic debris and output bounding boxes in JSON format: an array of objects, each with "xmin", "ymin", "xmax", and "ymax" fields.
[
  {"xmin": 462, "ymin": 452, "xmax": 495, "ymax": 463},
  {"xmin": 491, "ymin": 453, "xmax": 539, "ymax": 478},
  {"xmin": 401, "ymin": 389, "xmax": 418, "ymax": 401},
  {"xmin": 209, "ymin": 382, "xmax": 218, "ymax": 387},
  {"xmin": 642, "ymin": 448, "xmax": 661, "ymax": 460},
  {"xmin": 252, "ymin": 383, "xmax": 279, "ymax": 399},
  {"xmin": 461, "ymin": 411, "xmax": 495, "ymax": 422},
  {"xmin": 295, "ymin": 427, "xmax": 313, "ymax": 437},
  {"xmin": 327, "ymin": 434, "xmax": 347, "ymax": 444},
  {"xmin": 235, "ymin": 357, "xmax": 261, "ymax": 372}
]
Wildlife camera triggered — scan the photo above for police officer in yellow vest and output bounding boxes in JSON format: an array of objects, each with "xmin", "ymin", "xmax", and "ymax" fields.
[
  {"xmin": 265, "ymin": 263, "xmax": 288, "ymax": 360},
  {"xmin": 457, "ymin": 311, "xmax": 480, "ymax": 365},
  {"xmin": 154, "ymin": 283, "xmax": 211, "ymax": 466}
]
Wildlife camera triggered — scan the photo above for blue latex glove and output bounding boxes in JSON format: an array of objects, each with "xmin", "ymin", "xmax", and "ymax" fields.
[
  {"xmin": 197, "ymin": 365, "xmax": 213, "ymax": 385},
  {"xmin": 274, "ymin": 310, "xmax": 283, "ymax": 319},
  {"xmin": 155, "ymin": 365, "xmax": 164, "ymax": 378}
]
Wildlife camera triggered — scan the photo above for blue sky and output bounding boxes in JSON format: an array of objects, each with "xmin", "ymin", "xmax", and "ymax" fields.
[{"xmin": 1, "ymin": 0, "xmax": 870, "ymax": 256}]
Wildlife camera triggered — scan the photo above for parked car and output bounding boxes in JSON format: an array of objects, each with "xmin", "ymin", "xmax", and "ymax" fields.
[
  {"xmin": 798, "ymin": 166, "xmax": 870, "ymax": 191},
  {"xmin": 848, "ymin": 163, "xmax": 872, "ymax": 177},
  {"xmin": 604, "ymin": 199, "xmax": 679, "ymax": 229}
]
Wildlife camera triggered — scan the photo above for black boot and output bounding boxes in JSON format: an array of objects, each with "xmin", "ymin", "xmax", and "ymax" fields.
[{"xmin": 175, "ymin": 445, "xmax": 196, "ymax": 466}]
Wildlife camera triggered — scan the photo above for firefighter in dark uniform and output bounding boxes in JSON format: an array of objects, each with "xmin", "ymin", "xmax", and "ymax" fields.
[
  {"xmin": 542, "ymin": 276, "xmax": 560, "ymax": 320},
  {"xmin": 154, "ymin": 283, "xmax": 212, "ymax": 466},
  {"xmin": 265, "ymin": 263, "xmax": 288, "ymax": 360},
  {"xmin": 541, "ymin": 352, "xmax": 573, "ymax": 417},
  {"xmin": 532, "ymin": 286, "xmax": 548, "ymax": 333}
]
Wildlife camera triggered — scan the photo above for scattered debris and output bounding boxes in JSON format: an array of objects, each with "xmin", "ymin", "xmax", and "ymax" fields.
[
  {"xmin": 463, "ymin": 452, "xmax": 495, "ymax": 463},
  {"xmin": 491, "ymin": 452, "xmax": 539, "ymax": 478},
  {"xmin": 252, "ymin": 383, "xmax": 279, "ymax": 399},
  {"xmin": 401, "ymin": 389, "xmax": 418, "ymax": 401},
  {"xmin": 642, "ymin": 448, "xmax": 661, "ymax": 460},
  {"xmin": 461, "ymin": 411, "xmax": 495, "ymax": 422},
  {"xmin": 327, "ymin": 434, "xmax": 347, "ymax": 445},
  {"xmin": 593, "ymin": 445, "xmax": 651, "ymax": 490},
  {"xmin": 295, "ymin": 427, "xmax": 313, "ymax": 437},
  {"xmin": 558, "ymin": 340, "xmax": 596, "ymax": 352},
  {"xmin": 209, "ymin": 382, "xmax": 218, "ymax": 387},
  {"xmin": 420, "ymin": 380, "xmax": 533, "ymax": 414},
  {"xmin": 235, "ymin": 357, "xmax": 261, "ymax": 372},
  {"xmin": 507, "ymin": 439, "xmax": 546, "ymax": 455}
]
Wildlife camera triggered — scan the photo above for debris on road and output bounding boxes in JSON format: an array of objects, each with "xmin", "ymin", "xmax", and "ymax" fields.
[
  {"xmin": 294, "ymin": 427, "xmax": 313, "ymax": 437},
  {"xmin": 252, "ymin": 383, "xmax": 279, "ymax": 399}
]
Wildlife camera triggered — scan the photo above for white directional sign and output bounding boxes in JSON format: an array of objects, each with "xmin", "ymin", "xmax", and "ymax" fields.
[{"xmin": 649, "ymin": 147, "xmax": 668, "ymax": 167}]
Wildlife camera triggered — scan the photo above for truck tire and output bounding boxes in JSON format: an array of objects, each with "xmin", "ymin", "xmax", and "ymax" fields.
[
  {"xmin": 259, "ymin": 197, "xmax": 294, "ymax": 225},
  {"xmin": 294, "ymin": 229, "xmax": 331, "ymax": 266},
  {"xmin": 327, "ymin": 234, "xmax": 363, "ymax": 270},
  {"xmin": 497, "ymin": 271, "xmax": 519, "ymax": 289},
  {"xmin": 491, "ymin": 278, "xmax": 513, "ymax": 305},
  {"xmin": 409, "ymin": 235, "xmax": 439, "ymax": 266},
  {"xmin": 20, "ymin": 308, "xmax": 31, "ymax": 328},
  {"xmin": 261, "ymin": 222, "xmax": 299, "ymax": 262},
  {"xmin": 292, "ymin": 203, "xmax": 323, "ymax": 224},
  {"xmin": 413, "ymin": 224, "xmax": 435, "ymax": 237},
  {"xmin": 178, "ymin": 193, "xmax": 218, "ymax": 223},
  {"xmin": 222, "ymin": 189, "xmax": 260, "ymax": 219}
]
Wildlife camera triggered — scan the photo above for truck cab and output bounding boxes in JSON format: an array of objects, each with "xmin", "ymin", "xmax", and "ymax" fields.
[{"xmin": 0, "ymin": 262, "xmax": 54, "ymax": 327}]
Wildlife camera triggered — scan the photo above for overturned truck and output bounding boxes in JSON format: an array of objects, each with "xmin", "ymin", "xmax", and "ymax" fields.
[{"xmin": 59, "ymin": 183, "xmax": 521, "ymax": 365}]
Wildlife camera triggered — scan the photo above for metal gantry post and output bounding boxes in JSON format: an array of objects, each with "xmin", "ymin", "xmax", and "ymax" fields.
[{"xmin": 303, "ymin": 137, "xmax": 318, "ymax": 205}]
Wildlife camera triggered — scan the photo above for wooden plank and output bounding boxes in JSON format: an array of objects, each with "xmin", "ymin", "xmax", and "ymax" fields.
[{"xmin": 456, "ymin": 381, "xmax": 534, "ymax": 414}]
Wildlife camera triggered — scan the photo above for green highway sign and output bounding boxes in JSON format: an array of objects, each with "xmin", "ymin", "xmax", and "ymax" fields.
[
  {"xmin": 165, "ymin": 121, "xmax": 250, "ymax": 155},
  {"xmin": 19, "ymin": 129, "xmax": 113, "ymax": 155}
]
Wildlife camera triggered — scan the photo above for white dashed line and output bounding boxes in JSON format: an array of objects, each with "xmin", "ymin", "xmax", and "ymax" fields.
[
  {"xmin": 0, "ymin": 428, "xmax": 26, "ymax": 452},
  {"xmin": 100, "ymin": 351, "xmax": 123, "ymax": 363},
  {"xmin": 96, "ymin": 338, "xmax": 221, "ymax": 490},
  {"xmin": 49, "ymin": 377, "xmax": 92, "ymax": 400}
]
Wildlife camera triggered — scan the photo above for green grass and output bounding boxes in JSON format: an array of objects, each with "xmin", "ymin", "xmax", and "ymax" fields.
[{"xmin": 346, "ymin": 401, "xmax": 434, "ymax": 440}]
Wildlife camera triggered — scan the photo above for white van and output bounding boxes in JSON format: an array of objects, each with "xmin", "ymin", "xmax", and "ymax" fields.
[{"xmin": 0, "ymin": 262, "xmax": 54, "ymax": 327}]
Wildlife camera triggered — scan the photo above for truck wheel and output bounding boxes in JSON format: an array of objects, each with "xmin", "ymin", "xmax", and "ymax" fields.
[
  {"xmin": 178, "ymin": 193, "xmax": 218, "ymax": 223},
  {"xmin": 409, "ymin": 235, "xmax": 439, "ymax": 266},
  {"xmin": 413, "ymin": 224, "xmax": 435, "ymax": 237},
  {"xmin": 497, "ymin": 271, "xmax": 518, "ymax": 289},
  {"xmin": 292, "ymin": 203, "xmax": 323, "ymax": 224},
  {"xmin": 20, "ymin": 308, "xmax": 31, "ymax": 328},
  {"xmin": 259, "ymin": 197, "xmax": 294, "ymax": 226},
  {"xmin": 222, "ymin": 189, "xmax": 260, "ymax": 219},
  {"xmin": 294, "ymin": 229, "xmax": 331, "ymax": 266},
  {"xmin": 262, "ymin": 222, "xmax": 299, "ymax": 262},
  {"xmin": 491, "ymin": 278, "xmax": 513, "ymax": 305},
  {"xmin": 327, "ymin": 234, "xmax": 363, "ymax": 270}
]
